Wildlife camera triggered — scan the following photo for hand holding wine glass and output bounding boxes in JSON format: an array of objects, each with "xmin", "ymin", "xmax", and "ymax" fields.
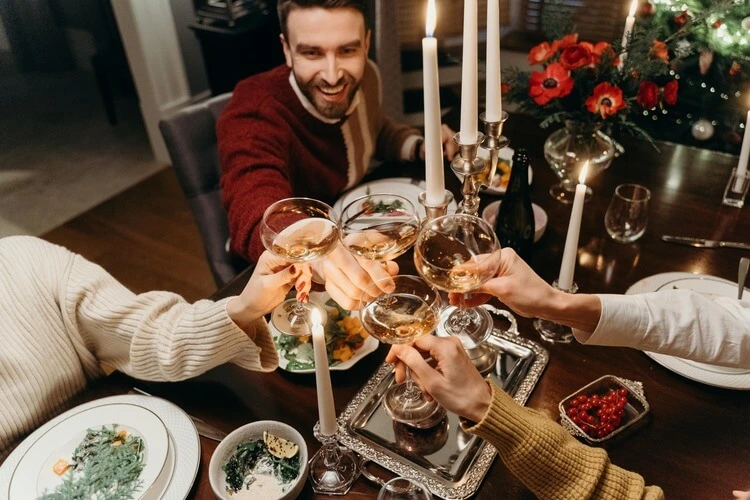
[{"xmin": 260, "ymin": 197, "xmax": 339, "ymax": 336}]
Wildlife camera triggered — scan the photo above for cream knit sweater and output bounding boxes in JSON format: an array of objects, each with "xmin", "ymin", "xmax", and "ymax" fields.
[
  {"xmin": 0, "ymin": 236, "xmax": 278, "ymax": 452},
  {"xmin": 464, "ymin": 383, "xmax": 664, "ymax": 499}
]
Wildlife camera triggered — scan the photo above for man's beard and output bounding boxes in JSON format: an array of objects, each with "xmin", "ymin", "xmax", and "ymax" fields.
[{"xmin": 295, "ymin": 71, "xmax": 360, "ymax": 120}]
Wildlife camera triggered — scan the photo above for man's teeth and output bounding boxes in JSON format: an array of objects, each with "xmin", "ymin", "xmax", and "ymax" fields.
[{"xmin": 320, "ymin": 85, "xmax": 344, "ymax": 95}]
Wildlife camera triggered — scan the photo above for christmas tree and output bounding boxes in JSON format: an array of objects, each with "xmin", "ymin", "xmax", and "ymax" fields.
[{"xmin": 633, "ymin": 0, "xmax": 750, "ymax": 152}]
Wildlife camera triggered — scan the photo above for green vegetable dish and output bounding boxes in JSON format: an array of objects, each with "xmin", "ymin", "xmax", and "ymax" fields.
[
  {"xmin": 223, "ymin": 432, "xmax": 301, "ymax": 496},
  {"xmin": 39, "ymin": 425, "xmax": 145, "ymax": 500},
  {"xmin": 274, "ymin": 299, "xmax": 370, "ymax": 371}
]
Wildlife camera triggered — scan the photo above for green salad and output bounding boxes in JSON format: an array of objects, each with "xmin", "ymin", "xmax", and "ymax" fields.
[
  {"xmin": 223, "ymin": 432, "xmax": 301, "ymax": 495},
  {"xmin": 39, "ymin": 425, "xmax": 145, "ymax": 500},
  {"xmin": 274, "ymin": 299, "xmax": 369, "ymax": 371}
]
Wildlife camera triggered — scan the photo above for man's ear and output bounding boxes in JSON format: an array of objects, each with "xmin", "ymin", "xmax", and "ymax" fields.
[
  {"xmin": 280, "ymin": 34, "xmax": 293, "ymax": 68},
  {"xmin": 364, "ymin": 29, "xmax": 371, "ymax": 56}
]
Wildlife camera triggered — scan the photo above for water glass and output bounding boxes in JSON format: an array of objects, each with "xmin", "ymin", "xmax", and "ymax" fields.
[
  {"xmin": 604, "ymin": 184, "xmax": 651, "ymax": 243},
  {"xmin": 377, "ymin": 477, "xmax": 433, "ymax": 500}
]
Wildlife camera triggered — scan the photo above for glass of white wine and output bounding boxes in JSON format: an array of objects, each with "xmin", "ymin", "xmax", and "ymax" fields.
[
  {"xmin": 378, "ymin": 477, "xmax": 433, "ymax": 500},
  {"xmin": 413, "ymin": 214, "xmax": 501, "ymax": 354},
  {"xmin": 339, "ymin": 194, "xmax": 420, "ymax": 262},
  {"xmin": 360, "ymin": 275, "xmax": 446, "ymax": 428},
  {"xmin": 260, "ymin": 197, "xmax": 339, "ymax": 336}
]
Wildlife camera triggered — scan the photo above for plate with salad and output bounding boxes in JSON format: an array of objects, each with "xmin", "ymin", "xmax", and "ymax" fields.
[{"xmin": 270, "ymin": 291, "xmax": 379, "ymax": 373}]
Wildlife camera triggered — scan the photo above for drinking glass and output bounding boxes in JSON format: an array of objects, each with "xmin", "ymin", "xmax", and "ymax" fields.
[
  {"xmin": 413, "ymin": 214, "xmax": 502, "ymax": 351},
  {"xmin": 360, "ymin": 275, "xmax": 445, "ymax": 428},
  {"xmin": 260, "ymin": 197, "xmax": 339, "ymax": 336},
  {"xmin": 604, "ymin": 184, "xmax": 651, "ymax": 243},
  {"xmin": 339, "ymin": 194, "xmax": 420, "ymax": 261},
  {"xmin": 378, "ymin": 477, "xmax": 433, "ymax": 500}
]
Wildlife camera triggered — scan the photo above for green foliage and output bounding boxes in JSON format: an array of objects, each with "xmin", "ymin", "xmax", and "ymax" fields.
[
  {"xmin": 222, "ymin": 438, "xmax": 301, "ymax": 493},
  {"xmin": 38, "ymin": 425, "xmax": 145, "ymax": 500}
]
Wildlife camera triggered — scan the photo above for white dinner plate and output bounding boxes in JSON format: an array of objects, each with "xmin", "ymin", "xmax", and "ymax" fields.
[
  {"xmin": 626, "ymin": 272, "xmax": 750, "ymax": 389},
  {"xmin": 270, "ymin": 291, "xmax": 379, "ymax": 374},
  {"xmin": 452, "ymin": 147, "xmax": 533, "ymax": 195},
  {"xmin": 0, "ymin": 395, "xmax": 199, "ymax": 500},
  {"xmin": 333, "ymin": 178, "xmax": 458, "ymax": 219}
]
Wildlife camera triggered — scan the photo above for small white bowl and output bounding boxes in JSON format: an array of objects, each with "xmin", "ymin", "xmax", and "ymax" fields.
[
  {"xmin": 482, "ymin": 200, "xmax": 548, "ymax": 243},
  {"xmin": 209, "ymin": 420, "xmax": 309, "ymax": 500}
]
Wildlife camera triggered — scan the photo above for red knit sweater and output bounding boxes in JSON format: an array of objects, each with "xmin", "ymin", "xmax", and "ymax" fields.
[{"xmin": 218, "ymin": 61, "xmax": 418, "ymax": 263}]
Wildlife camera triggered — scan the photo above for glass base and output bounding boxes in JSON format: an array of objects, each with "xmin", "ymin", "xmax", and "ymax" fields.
[
  {"xmin": 465, "ymin": 343, "xmax": 498, "ymax": 374},
  {"xmin": 383, "ymin": 382, "xmax": 447, "ymax": 428},
  {"xmin": 439, "ymin": 305, "xmax": 493, "ymax": 349},
  {"xmin": 533, "ymin": 318, "xmax": 574, "ymax": 343},
  {"xmin": 309, "ymin": 441, "xmax": 360, "ymax": 495},
  {"xmin": 550, "ymin": 182, "xmax": 593, "ymax": 204},
  {"xmin": 270, "ymin": 298, "xmax": 327, "ymax": 337}
]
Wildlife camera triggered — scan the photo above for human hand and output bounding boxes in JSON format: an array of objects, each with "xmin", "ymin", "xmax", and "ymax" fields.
[
  {"xmin": 448, "ymin": 247, "xmax": 557, "ymax": 318},
  {"xmin": 386, "ymin": 335, "xmax": 491, "ymax": 422},
  {"xmin": 440, "ymin": 124, "xmax": 459, "ymax": 160},
  {"xmin": 733, "ymin": 490, "xmax": 750, "ymax": 500},
  {"xmin": 313, "ymin": 243, "xmax": 399, "ymax": 310},
  {"xmin": 228, "ymin": 251, "xmax": 305, "ymax": 332}
]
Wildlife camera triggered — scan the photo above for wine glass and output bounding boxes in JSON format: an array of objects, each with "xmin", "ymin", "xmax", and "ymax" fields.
[
  {"xmin": 378, "ymin": 477, "xmax": 433, "ymax": 500},
  {"xmin": 260, "ymin": 197, "xmax": 339, "ymax": 336},
  {"xmin": 360, "ymin": 275, "xmax": 446, "ymax": 428},
  {"xmin": 339, "ymin": 194, "xmax": 420, "ymax": 262},
  {"xmin": 413, "ymin": 214, "xmax": 501, "ymax": 369}
]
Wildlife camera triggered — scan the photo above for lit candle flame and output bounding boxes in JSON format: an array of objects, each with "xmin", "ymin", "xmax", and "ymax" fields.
[
  {"xmin": 426, "ymin": 0, "xmax": 437, "ymax": 37},
  {"xmin": 628, "ymin": 0, "xmax": 638, "ymax": 18},
  {"xmin": 311, "ymin": 308, "xmax": 322, "ymax": 329},
  {"xmin": 579, "ymin": 161, "xmax": 589, "ymax": 184}
]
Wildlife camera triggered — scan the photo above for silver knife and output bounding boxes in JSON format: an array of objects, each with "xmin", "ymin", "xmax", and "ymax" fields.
[{"xmin": 661, "ymin": 235, "xmax": 750, "ymax": 250}]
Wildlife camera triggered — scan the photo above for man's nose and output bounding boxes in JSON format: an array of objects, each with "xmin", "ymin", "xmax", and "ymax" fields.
[{"xmin": 321, "ymin": 54, "xmax": 342, "ymax": 85}]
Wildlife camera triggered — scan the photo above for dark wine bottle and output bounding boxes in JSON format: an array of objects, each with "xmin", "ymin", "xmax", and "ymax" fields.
[{"xmin": 493, "ymin": 148, "xmax": 535, "ymax": 262}]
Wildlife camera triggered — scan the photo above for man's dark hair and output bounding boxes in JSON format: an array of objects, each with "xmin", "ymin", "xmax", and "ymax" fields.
[{"xmin": 277, "ymin": 0, "xmax": 368, "ymax": 38}]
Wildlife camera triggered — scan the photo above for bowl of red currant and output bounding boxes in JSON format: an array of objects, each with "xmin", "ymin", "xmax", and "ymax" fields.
[{"xmin": 559, "ymin": 375, "xmax": 650, "ymax": 443}]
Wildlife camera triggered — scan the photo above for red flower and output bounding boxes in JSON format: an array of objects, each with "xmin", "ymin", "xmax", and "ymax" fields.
[
  {"xmin": 528, "ymin": 41, "xmax": 558, "ymax": 65},
  {"xmin": 586, "ymin": 82, "xmax": 626, "ymax": 118},
  {"xmin": 556, "ymin": 33, "xmax": 579, "ymax": 49},
  {"xmin": 560, "ymin": 44, "xmax": 593, "ymax": 70},
  {"xmin": 712, "ymin": 19, "xmax": 723, "ymax": 29},
  {"xmin": 663, "ymin": 80, "xmax": 678, "ymax": 105},
  {"xmin": 674, "ymin": 10, "xmax": 689, "ymax": 26},
  {"xmin": 637, "ymin": 81, "xmax": 659, "ymax": 109},
  {"xmin": 501, "ymin": 83, "xmax": 511, "ymax": 94},
  {"xmin": 581, "ymin": 41, "xmax": 620, "ymax": 67},
  {"xmin": 529, "ymin": 63, "xmax": 574, "ymax": 105},
  {"xmin": 650, "ymin": 40, "xmax": 669, "ymax": 63}
]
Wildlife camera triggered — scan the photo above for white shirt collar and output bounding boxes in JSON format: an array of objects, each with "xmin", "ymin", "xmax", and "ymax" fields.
[{"xmin": 288, "ymin": 71, "xmax": 361, "ymax": 124}]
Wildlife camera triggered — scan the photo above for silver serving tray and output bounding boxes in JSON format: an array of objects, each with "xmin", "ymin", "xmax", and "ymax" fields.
[{"xmin": 320, "ymin": 320, "xmax": 548, "ymax": 499}]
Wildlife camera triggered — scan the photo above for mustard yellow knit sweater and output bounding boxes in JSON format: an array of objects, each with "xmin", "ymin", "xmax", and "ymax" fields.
[{"xmin": 464, "ymin": 383, "xmax": 664, "ymax": 499}]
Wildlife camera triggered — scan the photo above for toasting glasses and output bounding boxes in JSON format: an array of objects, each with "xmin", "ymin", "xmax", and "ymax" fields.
[
  {"xmin": 413, "ymin": 214, "xmax": 502, "ymax": 371},
  {"xmin": 260, "ymin": 197, "xmax": 339, "ymax": 336}
]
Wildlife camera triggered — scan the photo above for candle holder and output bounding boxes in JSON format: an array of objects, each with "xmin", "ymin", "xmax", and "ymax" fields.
[
  {"xmin": 533, "ymin": 280, "xmax": 578, "ymax": 344},
  {"xmin": 722, "ymin": 167, "xmax": 749, "ymax": 208},
  {"xmin": 309, "ymin": 427, "xmax": 360, "ymax": 495},
  {"xmin": 418, "ymin": 190, "xmax": 454, "ymax": 222},
  {"xmin": 479, "ymin": 111, "xmax": 510, "ymax": 194},
  {"xmin": 451, "ymin": 131, "xmax": 486, "ymax": 216}
]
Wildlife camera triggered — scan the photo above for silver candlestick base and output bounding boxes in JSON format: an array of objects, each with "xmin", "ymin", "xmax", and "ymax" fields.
[
  {"xmin": 480, "ymin": 111, "xmax": 510, "ymax": 194},
  {"xmin": 451, "ymin": 132, "xmax": 486, "ymax": 216},
  {"xmin": 309, "ymin": 430, "xmax": 359, "ymax": 495},
  {"xmin": 533, "ymin": 280, "xmax": 578, "ymax": 344},
  {"xmin": 418, "ymin": 190, "xmax": 454, "ymax": 222}
]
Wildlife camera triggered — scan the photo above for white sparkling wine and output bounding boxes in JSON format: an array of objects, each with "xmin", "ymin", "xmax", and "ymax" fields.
[
  {"xmin": 271, "ymin": 218, "xmax": 338, "ymax": 262},
  {"xmin": 360, "ymin": 293, "xmax": 438, "ymax": 344},
  {"xmin": 344, "ymin": 222, "xmax": 419, "ymax": 261},
  {"xmin": 415, "ymin": 230, "xmax": 498, "ymax": 292}
]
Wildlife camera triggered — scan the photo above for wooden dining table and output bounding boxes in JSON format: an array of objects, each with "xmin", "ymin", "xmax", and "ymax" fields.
[{"xmin": 9, "ymin": 113, "xmax": 749, "ymax": 498}]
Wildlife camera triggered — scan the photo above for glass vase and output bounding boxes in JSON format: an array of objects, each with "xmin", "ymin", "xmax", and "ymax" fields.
[{"xmin": 543, "ymin": 121, "xmax": 616, "ymax": 203}]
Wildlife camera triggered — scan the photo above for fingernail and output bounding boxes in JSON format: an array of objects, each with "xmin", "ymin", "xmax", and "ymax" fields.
[{"xmin": 289, "ymin": 265, "xmax": 297, "ymax": 274}]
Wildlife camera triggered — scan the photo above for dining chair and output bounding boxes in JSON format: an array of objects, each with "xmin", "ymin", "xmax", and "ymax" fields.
[{"xmin": 159, "ymin": 92, "xmax": 248, "ymax": 288}]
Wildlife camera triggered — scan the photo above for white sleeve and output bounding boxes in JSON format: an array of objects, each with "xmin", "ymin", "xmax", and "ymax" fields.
[{"xmin": 574, "ymin": 290, "xmax": 750, "ymax": 368}]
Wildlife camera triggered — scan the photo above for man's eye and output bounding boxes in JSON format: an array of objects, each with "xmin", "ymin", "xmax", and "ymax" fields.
[
  {"xmin": 341, "ymin": 48, "xmax": 358, "ymax": 56},
  {"xmin": 301, "ymin": 50, "xmax": 321, "ymax": 58}
]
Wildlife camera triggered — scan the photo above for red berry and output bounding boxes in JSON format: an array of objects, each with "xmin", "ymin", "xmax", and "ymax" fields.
[{"xmin": 617, "ymin": 388, "xmax": 629, "ymax": 398}]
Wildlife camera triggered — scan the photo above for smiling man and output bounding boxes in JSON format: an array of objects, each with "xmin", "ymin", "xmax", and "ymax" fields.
[{"xmin": 217, "ymin": 0, "xmax": 455, "ymax": 309}]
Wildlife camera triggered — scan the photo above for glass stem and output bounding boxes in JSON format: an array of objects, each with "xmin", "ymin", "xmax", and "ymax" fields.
[
  {"xmin": 289, "ymin": 299, "xmax": 307, "ymax": 319},
  {"xmin": 322, "ymin": 441, "xmax": 342, "ymax": 469},
  {"xmin": 403, "ymin": 367, "xmax": 421, "ymax": 402}
]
